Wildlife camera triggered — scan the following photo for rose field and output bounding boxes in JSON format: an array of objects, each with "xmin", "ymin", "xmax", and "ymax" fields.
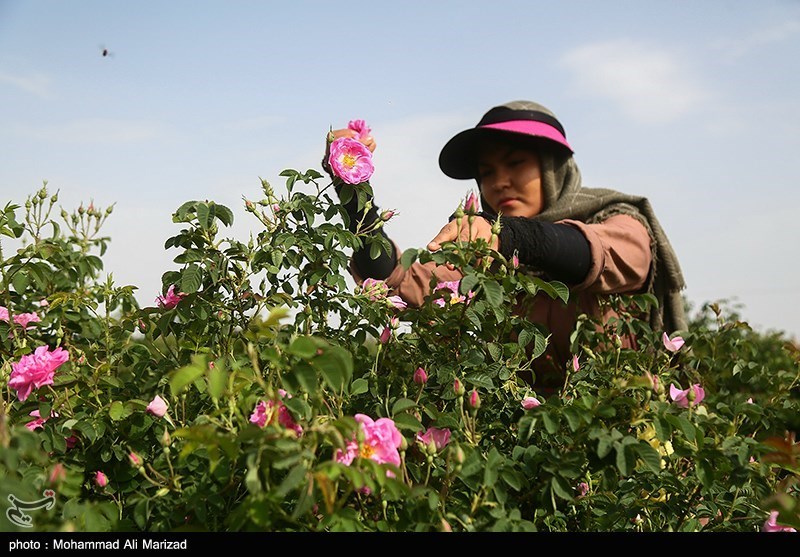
[{"xmin": 1, "ymin": 157, "xmax": 798, "ymax": 532}]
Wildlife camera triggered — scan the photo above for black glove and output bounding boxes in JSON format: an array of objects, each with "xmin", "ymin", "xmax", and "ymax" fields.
[{"xmin": 497, "ymin": 217, "xmax": 591, "ymax": 285}]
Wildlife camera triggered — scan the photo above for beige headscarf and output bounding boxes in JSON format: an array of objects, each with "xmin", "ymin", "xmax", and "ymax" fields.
[{"xmin": 536, "ymin": 151, "xmax": 687, "ymax": 333}]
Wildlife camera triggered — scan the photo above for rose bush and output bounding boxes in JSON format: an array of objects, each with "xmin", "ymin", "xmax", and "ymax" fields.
[{"xmin": 0, "ymin": 165, "xmax": 798, "ymax": 532}]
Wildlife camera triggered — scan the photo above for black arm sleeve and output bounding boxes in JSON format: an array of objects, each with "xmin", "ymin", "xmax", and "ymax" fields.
[
  {"xmin": 498, "ymin": 217, "xmax": 591, "ymax": 285},
  {"xmin": 336, "ymin": 184, "xmax": 397, "ymax": 280}
]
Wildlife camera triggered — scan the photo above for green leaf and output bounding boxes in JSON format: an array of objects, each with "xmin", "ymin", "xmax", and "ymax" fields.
[
  {"xmin": 530, "ymin": 331, "xmax": 548, "ymax": 360},
  {"xmin": 350, "ymin": 378, "xmax": 369, "ymax": 396},
  {"xmin": 369, "ymin": 239, "xmax": 383, "ymax": 260},
  {"xmin": 274, "ymin": 463, "xmax": 307, "ymax": 499},
  {"xmin": 551, "ymin": 281, "xmax": 570, "ymax": 304},
  {"xmin": 634, "ymin": 442, "xmax": 662, "ymax": 473},
  {"xmin": 482, "ymin": 280, "xmax": 504, "ymax": 307},
  {"xmin": 315, "ymin": 346, "xmax": 353, "ymax": 392},
  {"xmin": 169, "ymin": 357, "xmax": 206, "ymax": 396},
  {"xmin": 400, "ymin": 248, "xmax": 419, "ymax": 270},
  {"xmin": 597, "ymin": 434, "xmax": 614, "ymax": 459},
  {"xmin": 195, "ymin": 202, "xmax": 211, "ymax": 229},
  {"xmin": 551, "ymin": 475, "xmax": 574, "ymax": 501},
  {"xmin": 597, "ymin": 405, "xmax": 617, "ymax": 418},
  {"xmin": 289, "ymin": 336, "xmax": 318, "ymax": 359},
  {"xmin": 109, "ymin": 401, "xmax": 125, "ymax": 421},
  {"xmin": 542, "ymin": 412, "xmax": 559, "ymax": 434},
  {"xmin": 653, "ymin": 415, "xmax": 670, "ymax": 441},
  {"xmin": 11, "ymin": 269, "xmax": 29, "ymax": 295},
  {"xmin": 207, "ymin": 364, "xmax": 226, "ymax": 400},
  {"xmin": 180, "ymin": 264, "xmax": 202, "ymax": 294},
  {"xmin": 696, "ymin": 458, "xmax": 714, "ymax": 489},
  {"xmin": 461, "ymin": 349, "xmax": 485, "ymax": 368},
  {"xmin": 562, "ymin": 407, "xmax": 584, "ymax": 432},
  {"xmin": 615, "ymin": 443, "xmax": 630, "ymax": 476},
  {"xmin": 483, "ymin": 448, "xmax": 502, "ymax": 487},
  {"xmin": 518, "ymin": 415, "xmax": 538, "ymax": 441},
  {"xmin": 338, "ymin": 183, "xmax": 354, "ymax": 206},
  {"xmin": 173, "ymin": 200, "xmax": 197, "ymax": 221},
  {"xmin": 501, "ymin": 469, "xmax": 523, "ymax": 492},
  {"xmin": 464, "ymin": 372, "xmax": 494, "ymax": 391},
  {"xmin": 391, "ymin": 398, "xmax": 417, "ymax": 415},
  {"xmin": 214, "ymin": 204, "xmax": 234, "ymax": 226},
  {"xmin": 392, "ymin": 412, "xmax": 423, "ymax": 432},
  {"xmin": 264, "ymin": 306, "xmax": 290, "ymax": 328},
  {"xmin": 517, "ymin": 327, "xmax": 534, "ymax": 348},
  {"xmin": 667, "ymin": 414, "xmax": 696, "ymax": 442},
  {"xmin": 459, "ymin": 273, "xmax": 480, "ymax": 294},
  {"xmin": 291, "ymin": 362, "xmax": 318, "ymax": 395},
  {"xmin": 74, "ymin": 421, "xmax": 97, "ymax": 443},
  {"xmin": 283, "ymin": 397, "xmax": 311, "ymax": 422},
  {"xmin": 487, "ymin": 342, "xmax": 503, "ymax": 362}
]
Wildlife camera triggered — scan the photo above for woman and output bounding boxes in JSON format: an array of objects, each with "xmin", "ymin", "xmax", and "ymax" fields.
[{"xmin": 329, "ymin": 100, "xmax": 686, "ymax": 394}]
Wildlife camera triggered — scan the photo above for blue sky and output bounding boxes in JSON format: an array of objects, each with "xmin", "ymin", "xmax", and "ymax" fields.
[{"xmin": 1, "ymin": 0, "xmax": 799, "ymax": 339}]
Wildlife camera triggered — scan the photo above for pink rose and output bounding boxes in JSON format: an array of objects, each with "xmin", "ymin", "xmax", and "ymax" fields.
[
  {"xmin": 464, "ymin": 191, "xmax": 480, "ymax": 214},
  {"xmin": 380, "ymin": 210, "xmax": 396, "ymax": 222},
  {"xmin": 347, "ymin": 119, "xmax": 372, "ymax": 140},
  {"xmin": 25, "ymin": 410, "xmax": 48, "ymax": 431},
  {"xmin": 669, "ymin": 383, "xmax": 705, "ymax": 408},
  {"xmin": 416, "ymin": 427, "xmax": 451, "ymax": 452},
  {"xmin": 94, "ymin": 471, "xmax": 108, "ymax": 488},
  {"xmin": 328, "ymin": 137, "xmax": 374, "ymax": 185},
  {"xmin": 468, "ymin": 390, "xmax": 481, "ymax": 410},
  {"xmin": 763, "ymin": 510, "xmax": 797, "ymax": 532},
  {"xmin": 14, "ymin": 312, "xmax": 41, "ymax": 328},
  {"xmin": 8, "ymin": 345, "xmax": 69, "ymax": 402},
  {"xmin": 433, "ymin": 280, "xmax": 474, "ymax": 307},
  {"xmin": 156, "ymin": 284, "xmax": 186, "ymax": 309},
  {"xmin": 65, "ymin": 435, "xmax": 79, "ymax": 449},
  {"xmin": 49, "ymin": 463, "xmax": 66, "ymax": 485},
  {"xmin": 645, "ymin": 371, "xmax": 660, "ymax": 392},
  {"xmin": 413, "ymin": 367, "xmax": 428, "ymax": 386},
  {"xmin": 662, "ymin": 332, "xmax": 685, "ymax": 352},
  {"xmin": 250, "ymin": 394, "xmax": 303, "ymax": 437},
  {"xmin": 361, "ymin": 278, "xmax": 389, "ymax": 300},
  {"xmin": 335, "ymin": 414, "xmax": 402, "ymax": 475},
  {"xmin": 1, "ymin": 307, "xmax": 42, "ymax": 329},
  {"xmin": 387, "ymin": 296, "xmax": 407, "ymax": 310},
  {"xmin": 521, "ymin": 397, "xmax": 541, "ymax": 410},
  {"xmin": 146, "ymin": 395, "xmax": 169, "ymax": 417}
]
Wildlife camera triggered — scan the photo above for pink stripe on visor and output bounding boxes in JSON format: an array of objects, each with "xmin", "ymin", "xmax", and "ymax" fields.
[{"xmin": 480, "ymin": 120, "xmax": 573, "ymax": 153}]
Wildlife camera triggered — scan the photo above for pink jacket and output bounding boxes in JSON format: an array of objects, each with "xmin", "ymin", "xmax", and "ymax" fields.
[{"xmin": 353, "ymin": 214, "xmax": 653, "ymax": 395}]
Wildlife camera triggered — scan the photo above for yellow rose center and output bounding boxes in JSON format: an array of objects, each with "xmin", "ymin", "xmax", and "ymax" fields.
[
  {"xmin": 359, "ymin": 444, "xmax": 375, "ymax": 459},
  {"xmin": 342, "ymin": 154, "xmax": 356, "ymax": 168}
]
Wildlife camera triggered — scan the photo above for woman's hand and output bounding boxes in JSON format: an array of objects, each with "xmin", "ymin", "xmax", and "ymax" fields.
[
  {"xmin": 427, "ymin": 216, "xmax": 497, "ymax": 252},
  {"xmin": 330, "ymin": 128, "xmax": 377, "ymax": 153}
]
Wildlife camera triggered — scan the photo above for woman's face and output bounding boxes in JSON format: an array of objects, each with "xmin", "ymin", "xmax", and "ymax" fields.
[{"xmin": 476, "ymin": 141, "xmax": 544, "ymax": 218}]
